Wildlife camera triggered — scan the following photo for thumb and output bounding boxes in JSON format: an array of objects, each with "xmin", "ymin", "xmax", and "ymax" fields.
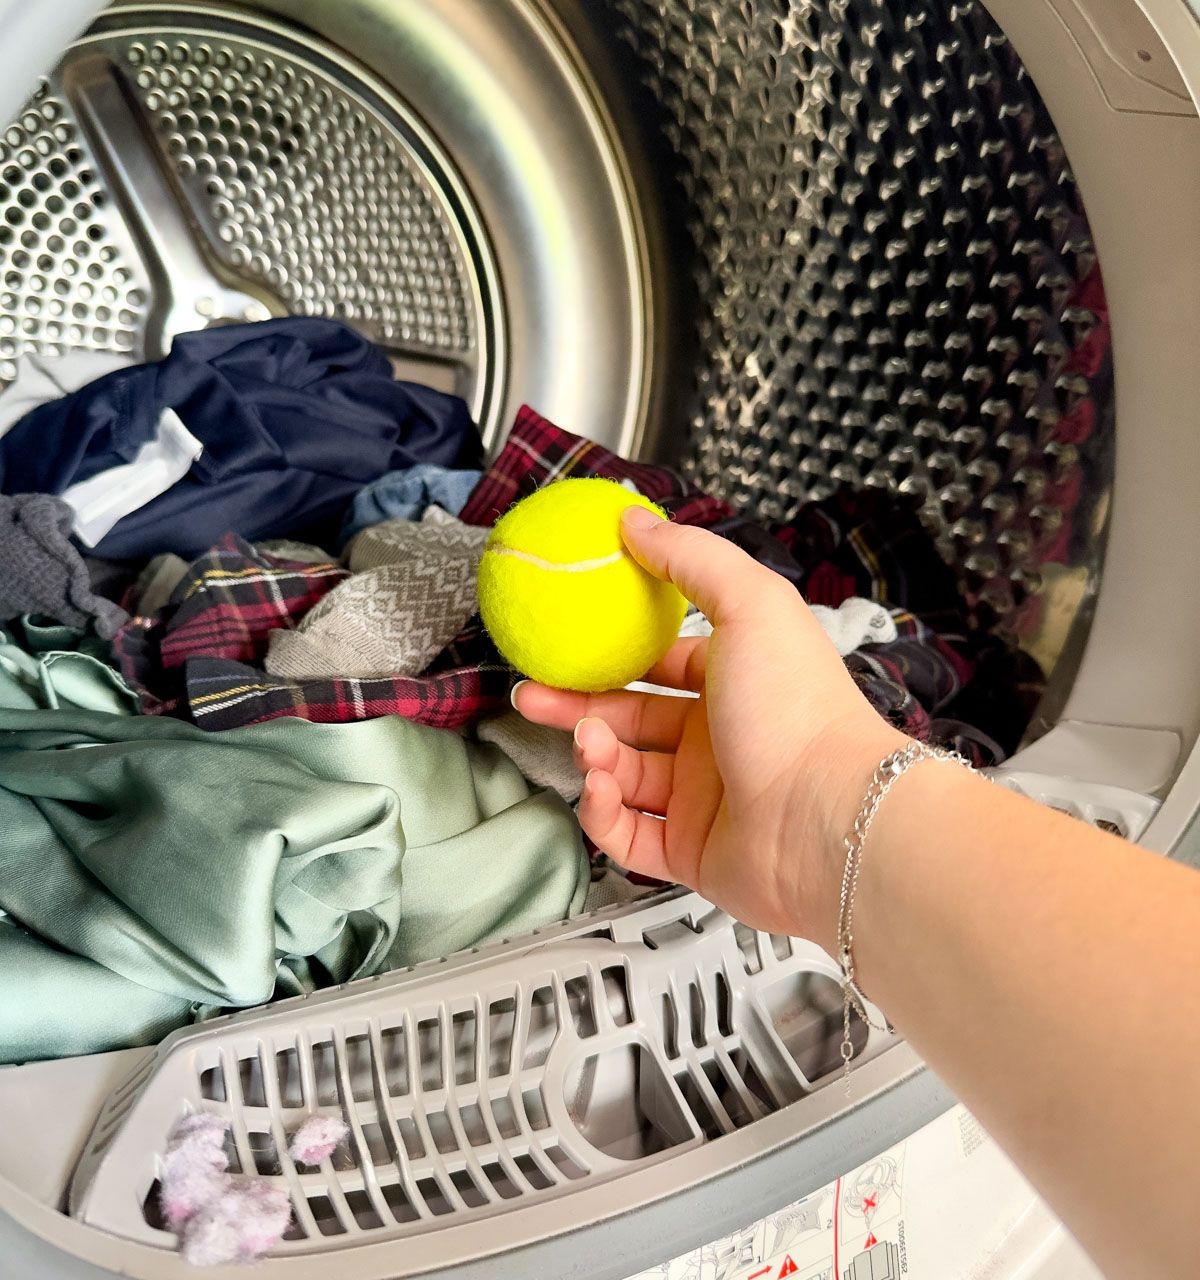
[{"xmin": 620, "ymin": 506, "xmax": 781, "ymax": 625}]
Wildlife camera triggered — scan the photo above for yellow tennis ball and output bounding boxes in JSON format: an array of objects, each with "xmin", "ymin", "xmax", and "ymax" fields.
[{"xmin": 478, "ymin": 478, "xmax": 688, "ymax": 691}]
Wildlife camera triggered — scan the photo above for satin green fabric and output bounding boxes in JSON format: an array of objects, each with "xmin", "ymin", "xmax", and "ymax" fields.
[
  {"xmin": 0, "ymin": 618, "xmax": 140, "ymax": 715},
  {"xmin": 0, "ymin": 700, "xmax": 588, "ymax": 1063}
]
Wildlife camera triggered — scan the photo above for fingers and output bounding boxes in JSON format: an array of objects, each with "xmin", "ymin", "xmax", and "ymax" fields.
[
  {"xmin": 578, "ymin": 768, "xmax": 670, "ymax": 880},
  {"xmin": 573, "ymin": 716, "xmax": 673, "ymax": 814},
  {"xmin": 512, "ymin": 680, "xmax": 690, "ymax": 751},
  {"xmin": 620, "ymin": 507, "xmax": 782, "ymax": 625},
  {"xmin": 640, "ymin": 636, "xmax": 707, "ymax": 693}
]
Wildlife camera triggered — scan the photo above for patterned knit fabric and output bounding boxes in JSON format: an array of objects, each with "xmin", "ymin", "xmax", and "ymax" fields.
[
  {"xmin": 346, "ymin": 505, "xmax": 489, "ymax": 572},
  {"xmin": 266, "ymin": 510, "xmax": 489, "ymax": 681}
]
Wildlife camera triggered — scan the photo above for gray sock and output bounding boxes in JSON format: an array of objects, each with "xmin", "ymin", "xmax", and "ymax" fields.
[
  {"xmin": 0, "ymin": 494, "xmax": 128, "ymax": 638},
  {"xmin": 265, "ymin": 509, "xmax": 489, "ymax": 681}
]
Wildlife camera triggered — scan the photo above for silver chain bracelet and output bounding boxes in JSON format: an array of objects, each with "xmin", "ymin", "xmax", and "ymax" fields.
[{"xmin": 836, "ymin": 741, "xmax": 972, "ymax": 1090}]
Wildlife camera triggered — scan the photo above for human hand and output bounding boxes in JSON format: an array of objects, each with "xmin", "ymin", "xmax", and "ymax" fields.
[{"xmin": 512, "ymin": 506, "xmax": 907, "ymax": 948}]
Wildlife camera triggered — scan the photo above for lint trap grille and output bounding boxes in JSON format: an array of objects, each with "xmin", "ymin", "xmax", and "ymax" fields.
[{"xmin": 70, "ymin": 894, "xmax": 884, "ymax": 1252}]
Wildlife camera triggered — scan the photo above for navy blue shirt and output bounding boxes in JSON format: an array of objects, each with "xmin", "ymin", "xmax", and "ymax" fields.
[{"xmin": 0, "ymin": 318, "xmax": 482, "ymax": 559}]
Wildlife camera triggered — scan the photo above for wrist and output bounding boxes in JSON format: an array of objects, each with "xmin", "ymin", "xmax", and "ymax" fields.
[
  {"xmin": 849, "ymin": 756, "xmax": 981, "ymax": 995},
  {"xmin": 779, "ymin": 714, "xmax": 910, "ymax": 953}
]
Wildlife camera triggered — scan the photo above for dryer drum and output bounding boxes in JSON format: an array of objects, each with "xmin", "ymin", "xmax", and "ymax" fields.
[
  {"xmin": 3, "ymin": 0, "xmax": 1196, "ymax": 1277},
  {"xmin": 0, "ymin": 0, "xmax": 1111, "ymax": 734}
]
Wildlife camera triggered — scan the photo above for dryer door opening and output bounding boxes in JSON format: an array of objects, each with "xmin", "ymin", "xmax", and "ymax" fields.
[{"xmin": 0, "ymin": 1, "xmax": 1196, "ymax": 1278}]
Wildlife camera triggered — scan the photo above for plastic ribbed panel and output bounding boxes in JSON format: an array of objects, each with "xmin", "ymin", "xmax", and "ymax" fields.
[
  {"xmin": 69, "ymin": 892, "xmax": 885, "ymax": 1252},
  {"xmin": 614, "ymin": 0, "xmax": 1114, "ymax": 655},
  {"xmin": 987, "ymin": 769, "xmax": 1160, "ymax": 842}
]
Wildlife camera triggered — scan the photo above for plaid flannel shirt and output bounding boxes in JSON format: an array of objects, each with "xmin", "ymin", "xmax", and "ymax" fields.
[{"xmin": 113, "ymin": 537, "xmax": 510, "ymax": 730}]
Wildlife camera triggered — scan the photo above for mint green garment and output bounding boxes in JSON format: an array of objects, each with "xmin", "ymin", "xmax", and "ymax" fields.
[
  {"xmin": 0, "ymin": 706, "xmax": 588, "ymax": 1063},
  {"xmin": 0, "ymin": 617, "xmax": 139, "ymax": 715}
]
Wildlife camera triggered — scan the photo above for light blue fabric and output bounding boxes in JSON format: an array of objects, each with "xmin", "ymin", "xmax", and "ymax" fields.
[{"xmin": 340, "ymin": 464, "xmax": 483, "ymax": 546}]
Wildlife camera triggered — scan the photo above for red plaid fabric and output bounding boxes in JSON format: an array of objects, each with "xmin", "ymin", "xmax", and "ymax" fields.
[
  {"xmin": 459, "ymin": 404, "xmax": 733, "ymax": 529},
  {"xmin": 845, "ymin": 610, "xmax": 1004, "ymax": 767},
  {"xmin": 184, "ymin": 643, "xmax": 510, "ymax": 733},
  {"xmin": 772, "ymin": 489, "xmax": 967, "ymax": 634},
  {"xmin": 113, "ymin": 537, "xmax": 348, "ymax": 716},
  {"xmin": 114, "ymin": 539, "xmax": 510, "ymax": 729}
]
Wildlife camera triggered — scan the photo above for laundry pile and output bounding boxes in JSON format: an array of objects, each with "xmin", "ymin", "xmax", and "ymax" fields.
[{"xmin": 0, "ymin": 318, "xmax": 1041, "ymax": 1067}]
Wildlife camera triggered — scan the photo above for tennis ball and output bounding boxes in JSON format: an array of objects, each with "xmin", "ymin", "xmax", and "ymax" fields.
[{"xmin": 478, "ymin": 478, "xmax": 688, "ymax": 691}]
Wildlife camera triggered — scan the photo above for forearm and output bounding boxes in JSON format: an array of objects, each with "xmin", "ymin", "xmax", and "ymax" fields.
[
  {"xmin": 532, "ymin": 512, "xmax": 1200, "ymax": 1275},
  {"xmin": 842, "ymin": 764, "xmax": 1200, "ymax": 1279}
]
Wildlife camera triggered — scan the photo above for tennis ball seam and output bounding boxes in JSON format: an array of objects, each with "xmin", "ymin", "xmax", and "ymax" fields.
[{"xmin": 490, "ymin": 546, "xmax": 626, "ymax": 573}]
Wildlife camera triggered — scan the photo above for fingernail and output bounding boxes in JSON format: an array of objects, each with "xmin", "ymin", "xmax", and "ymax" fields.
[
  {"xmin": 510, "ymin": 679, "xmax": 529, "ymax": 710},
  {"xmin": 622, "ymin": 505, "xmax": 663, "ymax": 532},
  {"xmin": 583, "ymin": 768, "xmax": 599, "ymax": 793},
  {"xmin": 573, "ymin": 718, "xmax": 586, "ymax": 748}
]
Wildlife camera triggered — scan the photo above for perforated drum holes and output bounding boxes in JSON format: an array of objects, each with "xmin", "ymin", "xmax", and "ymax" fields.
[
  {"xmin": 0, "ymin": 12, "xmax": 498, "ymax": 430},
  {"xmin": 0, "ymin": 80, "xmax": 149, "ymax": 380},
  {"xmin": 120, "ymin": 35, "xmax": 475, "ymax": 356},
  {"xmin": 615, "ymin": 0, "xmax": 1114, "ymax": 658}
]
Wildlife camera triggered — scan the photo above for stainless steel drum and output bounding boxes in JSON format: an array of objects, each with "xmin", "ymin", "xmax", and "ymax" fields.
[
  {"xmin": 0, "ymin": 0, "xmax": 1113, "ymax": 733},
  {"xmin": 606, "ymin": 0, "xmax": 1115, "ymax": 704}
]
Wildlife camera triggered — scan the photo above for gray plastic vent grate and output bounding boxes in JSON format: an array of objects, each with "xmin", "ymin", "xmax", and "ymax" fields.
[
  {"xmin": 987, "ymin": 767, "xmax": 1160, "ymax": 842},
  {"xmin": 69, "ymin": 894, "xmax": 885, "ymax": 1252}
]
